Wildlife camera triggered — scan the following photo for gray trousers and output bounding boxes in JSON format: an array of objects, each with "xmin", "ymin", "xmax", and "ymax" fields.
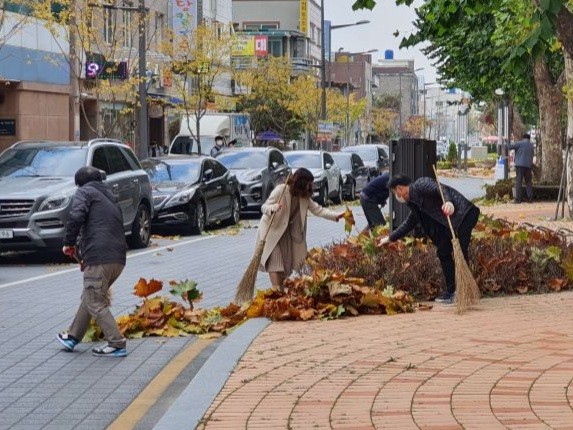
[
  {"xmin": 360, "ymin": 192, "xmax": 386, "ymax": 229},
  {"xmin": 69, "ymin": 263, "xmax": 126, "ymax": 349}
]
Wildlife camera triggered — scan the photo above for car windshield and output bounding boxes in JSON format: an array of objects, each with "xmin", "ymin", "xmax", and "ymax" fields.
[
  {"xmin": 218, "ymin": 151, "xmax": 267, "ymax": 169},
  {"xmin": 331, "ymin": 154, "xmax": 351, "ymax": 170},
  {"xmin": 285, "ymin": 153, "xmax": 322, "ymax": 169},
  {"xmin": 143, "ymin": 160, "xmax": 201, "ymax": 184},
  {"xmin": 170, "ymin": 136, "xmax": 216, "ymax": 156},
  {"xmin": 343, "ymin": 147, "xmax": 377, "ymax": 162},
  {"xmin": 0, "ymin": 146, "xmax": 87, "ymax": 177}
]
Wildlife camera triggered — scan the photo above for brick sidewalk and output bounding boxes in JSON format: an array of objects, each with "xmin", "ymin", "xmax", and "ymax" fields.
[{"xmin": 196, "ymin": 201, "xmax": 573, "ymax": 429}]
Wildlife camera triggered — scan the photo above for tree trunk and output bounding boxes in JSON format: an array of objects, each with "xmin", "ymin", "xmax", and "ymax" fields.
[
  {"xmin": 532, "ymin": 58, "xmax": 563, "ymax": 184},
  {"xmin": 564, "ymin": 51, "xmax": 573, "ymax": 218}
]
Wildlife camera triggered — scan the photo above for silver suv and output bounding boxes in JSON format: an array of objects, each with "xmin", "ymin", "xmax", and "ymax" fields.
[{"xmin": 0, "ymin": 139, "xmax": 153, "ymax": 252}]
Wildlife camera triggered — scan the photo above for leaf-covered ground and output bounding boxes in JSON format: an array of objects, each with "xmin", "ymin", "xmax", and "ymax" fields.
[{"xmin": 83, "ymin": 215, "xmax": 571, "ymax": 342}]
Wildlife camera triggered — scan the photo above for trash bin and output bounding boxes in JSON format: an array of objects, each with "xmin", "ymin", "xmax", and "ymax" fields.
[{"xmin": 388, "ymin": 138, "xmax": 437, "ymax": 232}]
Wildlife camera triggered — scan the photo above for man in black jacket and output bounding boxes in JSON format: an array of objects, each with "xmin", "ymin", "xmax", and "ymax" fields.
[
  {"xmin": 379, "ymin": 174, "xmax": 480, "ymax": 304},
  {"xmin": 57, "ymin": 166, "xmax": 128, "ymax": 357}
]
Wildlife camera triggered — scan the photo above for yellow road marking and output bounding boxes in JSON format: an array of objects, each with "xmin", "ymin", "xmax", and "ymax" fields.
[{"xmin": 108, "ymin": 338, "xmax": 216, "ymax": 430}]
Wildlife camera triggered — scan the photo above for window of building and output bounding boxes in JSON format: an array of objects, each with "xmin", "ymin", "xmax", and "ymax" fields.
[
  {"xmin": 269, "ymin": 40, "xmax": 282, "ymax": 57},
  {"xmin": 155, "ymin": 12, "xmax": 164, "ymax": 47},
  {"xmin": 122, "ymin": 10, "xmax": 131, "ymax": 48},
  {"xmin": 103, "ymin": 6, "xmax": 114, "ymax": 44},
  {"xmin": 310, "ymin": 23, "xmax": 315, "ymax": 43}
]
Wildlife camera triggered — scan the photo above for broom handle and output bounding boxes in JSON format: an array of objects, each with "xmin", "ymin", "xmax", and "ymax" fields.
[
  {"xmin": 432, "ymin": 165, "xmax": 457, "ymax": 238},
  {"xmin": 261, "ymin": 173, "xmax": 292, "ymax": 243}
]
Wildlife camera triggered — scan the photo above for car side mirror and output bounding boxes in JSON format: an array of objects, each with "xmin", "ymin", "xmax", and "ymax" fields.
[
  {"xmin": 352, "ymin": 163, "xmax": 359, "ymax": 169},
  {"xmin": 270, "ymin": 161, "xmax": 279, "ymax": 170},
  {"xmin": 98, "ymin": 170, "xmax": 107, "ymax": 181},
  {"xmin": 203, "ymin": 169, "xmax": 213, "ymax": 182},
  {"xmin": 325, "ymin": 163, "xmax": 332, "ymax": 169}
]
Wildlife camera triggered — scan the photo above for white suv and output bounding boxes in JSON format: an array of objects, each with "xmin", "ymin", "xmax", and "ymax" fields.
[{"xmin": 0, "ymin": 139, "xmax": 153, "ymax": 252}]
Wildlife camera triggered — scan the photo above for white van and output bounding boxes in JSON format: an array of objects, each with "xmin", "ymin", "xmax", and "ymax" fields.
[{"xmin": 169, "ymin": 113, "xmax": 251, "ymax": 155}]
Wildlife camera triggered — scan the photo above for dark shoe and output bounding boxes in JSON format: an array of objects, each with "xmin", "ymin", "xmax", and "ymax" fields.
[
  {"xmin": 92, "ymin": 345, "xmax": 127, "ymax": 357},
  {"xmin": 57, "ymin": 332, "xmax": 79, "ymax": 351},
  {"xmin": 442, "ymin": 293, "xmax": 456, "ymax": 306},
  {"xmin": 514, "ymin": 200, "xmax": 522, "ymax": 204},
  {"xmin": 435, "ymin": 292, "xmax": 454, "ymax": 303}
]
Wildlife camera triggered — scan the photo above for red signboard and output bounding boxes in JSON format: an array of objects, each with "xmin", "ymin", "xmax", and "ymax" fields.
[{"xmin": 254, "ymin": 35, "xmax": 268, "ymax": 57}]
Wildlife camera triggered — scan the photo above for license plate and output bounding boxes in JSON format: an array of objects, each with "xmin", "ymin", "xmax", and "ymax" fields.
[{"xmin": 0, "ymin": 229, "xmax": 14, "ymax": 239}]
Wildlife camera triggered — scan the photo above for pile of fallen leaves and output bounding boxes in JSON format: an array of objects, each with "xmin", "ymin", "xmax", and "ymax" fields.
[
  {"xmin": 83, "ymin": 267, "xmax": 416, "ymax": 342},
  {"xmin": 303, "ymin": 215, "xmax": 573, "ymax": 300}
]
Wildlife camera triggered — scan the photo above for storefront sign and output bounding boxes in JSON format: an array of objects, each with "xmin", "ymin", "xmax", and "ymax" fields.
[
  {"xmin": 232, "ymin": 35, "xmax": 255, "ymax": 56},
  {"xmin": 254, "ymin": 35, "xmax": 268, "ymax": 57},
  {"xmin": 299, "ymin": 0, "xmax": 308, "ymax": 34},
  {"xmin": 85, "ymin": 60, "xmax": 129, "ymax": 80},
  {"xmin": 0, "ymin": 119, "xmax": 16, "ymax": 136}
]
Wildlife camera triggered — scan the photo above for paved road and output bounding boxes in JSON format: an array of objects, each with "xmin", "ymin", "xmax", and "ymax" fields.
[{"xmin": 0, "ymin": 176, "xmax": 489, "ymax": 429}]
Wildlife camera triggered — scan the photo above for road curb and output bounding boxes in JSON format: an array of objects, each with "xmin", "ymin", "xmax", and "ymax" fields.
[{"xmin": 152, "ymin": 317, "xmax": 272, "ymax": 430}]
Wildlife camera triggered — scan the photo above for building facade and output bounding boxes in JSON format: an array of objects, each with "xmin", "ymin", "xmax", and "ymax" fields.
[
  {"xmin": 373, "ymin": 58, "xmax": 420, "ymax": 133},
  {"xmin": 0, "ymin": 4, "xmax": 70, "ymax": 151}
]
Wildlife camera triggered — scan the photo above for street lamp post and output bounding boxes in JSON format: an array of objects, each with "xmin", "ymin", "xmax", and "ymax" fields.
[
  {"xmin": 319, "ymin": 4, "xmax": 370, "ymax": 120},
  {"xmin": 342, "ymin": 49, "xmax": 378, "ymax": 147}
]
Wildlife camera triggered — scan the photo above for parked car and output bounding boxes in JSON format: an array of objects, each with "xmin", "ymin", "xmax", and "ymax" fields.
[
  {"xmin": 0, "ymin": 139, "xmax": 153, "ymax": 251},
  {"xmin": 341, "ymin": 144, "xmax": 389, "ymax": 178},
  {"xmin": 330, "ymin": 152, "xmax": 369, "ymax": 200},
  {"xmin": 141, "ymin": 155, "xmax": 240, "ymax": 234},
  {"xmin": 284, "ymin": 150, "xmax": 343, "ymax": 206},
  {"xmin": 217, "ymin": 147, "xmax": 290, "ymax": 213}
]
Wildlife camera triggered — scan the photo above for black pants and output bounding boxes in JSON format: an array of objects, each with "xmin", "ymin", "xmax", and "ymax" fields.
[
  {"xmin": 430, "ymin": 207, "xmax": 480, "ymax": 295},
  {"xmin": 360, "ymin": 192, "xmax": 386, "ymax": 229},
  {"xmin": 515, "ymin": 166, "xmax": 533, "ymax": 202}
]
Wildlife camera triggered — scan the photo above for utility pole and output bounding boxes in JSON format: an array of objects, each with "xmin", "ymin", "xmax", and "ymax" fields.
[{"xmin": 137, "ymin": 0, "xmax": 148, "ymax": 160}]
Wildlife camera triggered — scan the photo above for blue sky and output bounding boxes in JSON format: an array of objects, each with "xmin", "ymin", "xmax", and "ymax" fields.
[{"xmin": 325, "ymin": 0, "xmax": 437, "ymax": 83}]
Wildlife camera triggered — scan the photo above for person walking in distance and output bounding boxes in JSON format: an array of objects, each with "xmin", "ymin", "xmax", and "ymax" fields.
[
  {"xmin": 508, "ymin": 133, "xmax": 534, "ymax": 203},
  {"xmin": 57, "ymin": 166, "xmax": 128, "ymax": 357},
  {"xmin": 359, "ymin": 171, "xmax": 390, "ymax": 231},
  {"xmin": 379, "ymin": 174, "xmax": 480, "ymax": 305},
  {"xmin": 258, "ymin": 168, "xmax": 345, "ymax": 289}
]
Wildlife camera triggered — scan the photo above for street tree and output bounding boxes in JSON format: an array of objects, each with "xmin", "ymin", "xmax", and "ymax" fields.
[
  {"xmin": 371, "ymin": 107, "xmax": 398, "ymax": 143},
  {"xmin": 166, "ymin": 23, "xmax": 234, "ymax": 154},
  {"xmin": 234, "ymin": 56, "xmax": 303, "ymax": 147}
]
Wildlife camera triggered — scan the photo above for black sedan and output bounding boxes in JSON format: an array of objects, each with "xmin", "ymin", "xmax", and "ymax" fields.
[
  {"xmin": 331, "ymin": 152, "xmax": 370, "ymax": 200},
  {"xmin": 217, "ymin": 147, "xmax": 291, "ymax": 213},
  {"xmin": 141, "ymin": 156, "xmax": 241, "ymax": 234}
]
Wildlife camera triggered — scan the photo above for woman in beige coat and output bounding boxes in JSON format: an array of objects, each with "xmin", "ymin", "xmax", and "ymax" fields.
[{"xmin": 257, "ymin": 168, "xmax": 345, "ymax": 288}]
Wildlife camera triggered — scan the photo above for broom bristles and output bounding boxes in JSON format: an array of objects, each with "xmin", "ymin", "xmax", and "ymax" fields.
[
  {"xmin": 234, "ymin": 240, "xmax": 266, "ymax": 305},
  {"xmin": 452, "ymin": 238, "xmax": 480, "ymax": 314}
]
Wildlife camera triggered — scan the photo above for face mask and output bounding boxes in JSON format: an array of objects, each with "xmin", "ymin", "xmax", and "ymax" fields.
[{"xmin": 396, "ymin": 195, "xmax": 406, "ymax": 204}]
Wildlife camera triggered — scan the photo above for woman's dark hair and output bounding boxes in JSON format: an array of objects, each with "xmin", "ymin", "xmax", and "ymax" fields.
[
  {"xmin": 388, "ymin": 174, "xmax": 412, "ymax": 189},
  {"xmin": 287, "ymin": 167, "xmax": 314, "ymax": 198},
  {"xmin": 75, "ymin": 166, "xmax": 103, "ymax": 187}
]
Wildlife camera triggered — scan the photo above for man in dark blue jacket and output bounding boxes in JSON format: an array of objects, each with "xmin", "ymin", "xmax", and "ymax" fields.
[
  {"xmin": 57, "ymin": 166, "xmax": 128, "ymax": 357},
  {"xmin": 508, "ymin": 133, "xmax": 534, "ymax": 203},
  {"xmin": 359, "ymin": 171, "xmax": 389, "ymax": 231},
  {"xmin": 379, "ymin": 174, "xmax": 480, "ymax": 304}
]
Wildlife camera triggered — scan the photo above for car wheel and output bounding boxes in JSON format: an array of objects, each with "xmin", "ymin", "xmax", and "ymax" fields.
[
  {"xmin": 126, "ymin": 204, "xmax": 151, "ymax": 249},
  {"xmin": 190, "ymin": 201, "xmax": 205, "ymax": 235},
  {"xmin": 225, "ymin": 194, "xmax": 240, "ymax": 226},
  {"xmin": 332, "ymin": 179, "xmax": 343, "ymax": 204},
  {"xmin": 345, "ymin": 181, "xmax": 356, "ymax": 201},
  {"xmin": 319, "ymin": 182, "xmax": 329, "ymax": 207}
]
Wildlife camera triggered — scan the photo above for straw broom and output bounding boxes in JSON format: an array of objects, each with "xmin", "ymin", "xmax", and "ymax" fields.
[
  {"xmin": 432, "ymin": 166, "xmax": 480, "ymax": 313},
  {"xmin": 234, "ymin": 174, "xmax": 291, "ymax": 305}
]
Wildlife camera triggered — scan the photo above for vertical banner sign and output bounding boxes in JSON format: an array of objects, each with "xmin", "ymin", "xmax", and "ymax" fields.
[
  {"xmin": 254, "ymin": 35, "xmax": 268, "ymax": 57},
  {"xmin": 324, "ymin": 20, "xmax": 331, "ymax": 61},
  {"xmin": 173, "ymin": 0, "xmax": 197, "ymax": 36},
  {"xmin": 299, "ymin": 0, "xmax": 308, "ymax": 34}
]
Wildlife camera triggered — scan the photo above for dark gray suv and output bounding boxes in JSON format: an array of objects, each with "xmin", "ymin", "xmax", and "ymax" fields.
[{"xmin": 0, "ymin": 139, "xmax": 153, "ymax": 251}]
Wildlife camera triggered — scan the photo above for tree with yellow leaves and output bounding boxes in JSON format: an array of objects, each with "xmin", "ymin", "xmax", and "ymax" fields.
[
  {"xmin": 32, "ymin": 1, "xmax": 153, "ymax": 143},
  {"xmin": 371, "ymin": 107, "xmax": 398, "ymax": 143},
  {"xmin": 166, "ymin": 23, "xmax": 235, "ymax": 154}
]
